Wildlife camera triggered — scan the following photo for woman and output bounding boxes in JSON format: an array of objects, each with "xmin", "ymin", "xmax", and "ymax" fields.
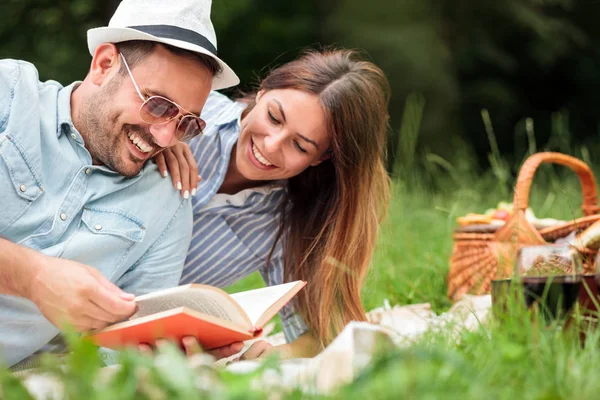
[{"xmin": 156, "ymin": 48, "xmax": 391, "ymax": 359}]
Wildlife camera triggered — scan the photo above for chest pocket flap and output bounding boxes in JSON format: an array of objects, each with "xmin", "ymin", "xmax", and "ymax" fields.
[
  {"xmin": 82, "ymin": 208, "xmax": 145, "ymax": 243},
  {"xmin": 0, "ymin": 134, "xmax": 43, "ymax": 202}
]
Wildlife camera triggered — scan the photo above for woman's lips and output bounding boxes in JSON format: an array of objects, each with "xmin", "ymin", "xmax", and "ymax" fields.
[{"xmin": 247, "ymin": 138, "xmax": 277, "ymax": 170}]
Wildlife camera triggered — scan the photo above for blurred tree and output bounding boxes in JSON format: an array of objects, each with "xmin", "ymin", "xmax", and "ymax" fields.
[
  {"xmin": 213, "ymin": 0, "xmax": 322, "ymax": 96},
  {"xmin": 326, "ymin": 0, "xmax": 600, "ymax": 169},
  {"xmin": 325, "ymin": 0, "xmax": 462, "ymax": 172},
  {"xmin": 0, "ymin": 0, "xmax": 116, "ymax": 83},
  {"xmin": 3, "ymin": 0, "xmax": 600, "ymax": 170},
  {"xmin": 445, "ymin": 0, "xmax": 595, "ymax": 166}
]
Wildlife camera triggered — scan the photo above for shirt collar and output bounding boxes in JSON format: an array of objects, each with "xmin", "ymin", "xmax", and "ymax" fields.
[
  {"xmin": 57, "ymin": 81, "xmax": 81, "ymax": 136},
  {"xmin": 202, "ymin": 98, "xmax": 247, "ymax": 128}
]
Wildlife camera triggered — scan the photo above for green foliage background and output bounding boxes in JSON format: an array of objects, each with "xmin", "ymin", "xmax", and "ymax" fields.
[{"xmin": 3, "ymin": 0, "xmax": 600, "ymax": 173}]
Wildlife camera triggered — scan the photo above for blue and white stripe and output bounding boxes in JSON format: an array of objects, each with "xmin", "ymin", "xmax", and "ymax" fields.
[{"xmin": 180, "ymin": 91, "xmax": 308, "ymax": 342}]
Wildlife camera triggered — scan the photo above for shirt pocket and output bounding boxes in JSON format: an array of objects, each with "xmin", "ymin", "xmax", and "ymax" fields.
[
  {"xmin": 0, "ymin": 134, "xmax": 43, "ymax": 234},
  {"xmin": 59, "ymin": 207, "xmax": 146, "ymax": 279}
]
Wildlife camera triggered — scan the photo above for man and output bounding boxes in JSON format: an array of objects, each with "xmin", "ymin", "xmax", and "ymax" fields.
[{"xmin": 0, "ymin": 0, "xmax": 240, "ymax": 368}]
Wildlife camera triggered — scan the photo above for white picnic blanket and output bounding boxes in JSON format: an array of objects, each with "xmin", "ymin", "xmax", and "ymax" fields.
[
  {"xmin": 19, "ymin": 295, "xmax": 492, "ymax": 397},
  {"xmin": 222, "ymin": 294, "xmax": 492, "ymax": 394}
]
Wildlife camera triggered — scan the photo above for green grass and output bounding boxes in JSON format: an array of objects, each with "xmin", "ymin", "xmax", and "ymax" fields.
[{"xmin": 5, "ymin": 148, "xmax": 600, "ymax": 398}]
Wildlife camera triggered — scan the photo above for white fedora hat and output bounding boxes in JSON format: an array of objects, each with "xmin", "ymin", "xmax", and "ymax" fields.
[{"xmin": 87, "ymin": 0, "xmax": 239, "ymax": 90}]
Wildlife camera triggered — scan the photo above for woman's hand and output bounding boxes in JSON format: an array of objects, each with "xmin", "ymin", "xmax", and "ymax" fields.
[
  {"xmin": 233, "ymin": 333, "xmax": 321, "ymax": 362},
  {"xmin": 237, "ymin": 340, "xmax": 277, "ymax": 361},
  {"xmin": 154, "ymin": 142, "xmax": 201, "ymax": 199}
]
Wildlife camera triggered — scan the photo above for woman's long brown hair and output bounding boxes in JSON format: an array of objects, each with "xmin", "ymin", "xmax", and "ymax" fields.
[{"xmin": 243, "ymin": 49, "xmax": 391, "ymax": 347}]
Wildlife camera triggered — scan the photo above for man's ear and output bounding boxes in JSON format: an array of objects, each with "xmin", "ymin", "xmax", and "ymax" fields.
[
  {"xmin": 89, "ymin": 43, "xmax": 121, "ymax": 86},
  {"xmin": 255, "ymin": 89, "xmax": 265, "ymax": 103}
]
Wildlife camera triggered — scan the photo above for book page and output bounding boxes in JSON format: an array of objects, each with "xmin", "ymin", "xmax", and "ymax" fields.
[
  {"xmin": 230, "ymin": 281, "xmax": 305, "ymax": 326},
  {"xmin": 132, "ymin": 287, "xmax": 251, "ymax": 328}
]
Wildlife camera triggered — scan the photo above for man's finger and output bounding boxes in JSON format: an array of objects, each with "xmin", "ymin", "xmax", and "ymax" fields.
[
  {"xmin": 182, "ymin": 336, "xmax": 203, "ymax": 357},
  {"xmin": 155, "ymin": 338, "xmax": 170, "ymax": 350},
  {"xmin": 72, "ymin": 315, "xmax": 104, "ymax": 332},
  {"xmin": 88, "ymin": 268, "xmax": 135, "ymax": 300},
  {"xmin": 207, "ymin": 341, "xmax": 244, "ymax": 359},
  {"xmin": 85, "ymin": 301, "xmax": 124, "ymax": 323},
  {"xmin": 88, "ymin": 284, "xmax": 136, "ymax": 318},
  {"xmin": 138, "ymin": 343, "xmax": 153, "ymax": 355}
]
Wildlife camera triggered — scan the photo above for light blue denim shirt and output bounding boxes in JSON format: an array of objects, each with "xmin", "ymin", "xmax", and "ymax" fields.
[{"xmin": 0, "ymin": 59, "xmax": 192, "ymax": 367}]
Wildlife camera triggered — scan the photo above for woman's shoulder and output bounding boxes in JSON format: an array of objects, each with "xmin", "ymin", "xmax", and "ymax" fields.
[{"xmin": 201, "ymin": 182, "xmax": 287, "ymax": 215}]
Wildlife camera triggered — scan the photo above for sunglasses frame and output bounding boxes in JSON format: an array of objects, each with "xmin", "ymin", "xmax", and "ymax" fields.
[{"xmin": 119, "ymin": 52, "xmax": 206, "ymax": 141}]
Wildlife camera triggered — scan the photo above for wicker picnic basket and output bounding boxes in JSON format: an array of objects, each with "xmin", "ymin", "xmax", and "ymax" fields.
[{"xmin": 447, "ymin": 152, "xmax": 600, "ymax": 301}]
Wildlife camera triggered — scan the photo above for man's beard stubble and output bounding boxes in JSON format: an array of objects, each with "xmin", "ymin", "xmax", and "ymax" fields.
[{"xmin": 78, "ymin": 79, "xmax": 145, "ymax": 178}]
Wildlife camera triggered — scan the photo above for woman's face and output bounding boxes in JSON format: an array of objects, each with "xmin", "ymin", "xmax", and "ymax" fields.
[{"xmin": 235, "ymin": 88, "xmax": 330, "ymax": 182}]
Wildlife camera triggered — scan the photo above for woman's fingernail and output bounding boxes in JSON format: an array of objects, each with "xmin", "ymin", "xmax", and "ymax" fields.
[
  {"xmin": 198, "ymin": 175, "xmax": 202, "ymax": 182},
  {"xmin": 183, "ymin": 190, "xmax": 190, "ymax": 199},
  {"xmin": 162, "ymin": 170, "xmax": 168, "ymax": 178},
  {"xmin": 191, "ymin": 188, "xmax": 197, "ymax": 196},
  {"xmin": 177, "ymin": 182, "xmax": 182, "ymax": 190}
]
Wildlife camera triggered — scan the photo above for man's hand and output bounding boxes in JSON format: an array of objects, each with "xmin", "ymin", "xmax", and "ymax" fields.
[
  {"xmin": 138, "ymin": 336, "xmax": 244, "ymax": 360},
  {"xmin": 29, "ymin": 256, "xmax": 137, "ymax": 331}
]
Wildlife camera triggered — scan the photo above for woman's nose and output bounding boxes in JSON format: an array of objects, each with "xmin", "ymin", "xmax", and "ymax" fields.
[{"xmin": 263, "ymin": 131, "xmax": 285, "ymax": 152}]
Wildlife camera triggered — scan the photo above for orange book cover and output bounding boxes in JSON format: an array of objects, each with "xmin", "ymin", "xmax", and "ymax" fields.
[
  {"xmin": 88, "ymin": 307, "xmax": 255, "ymax": 349},
  {"xmin": 86, "ymin": 281, "xmax": 306, "ymax": 350}
]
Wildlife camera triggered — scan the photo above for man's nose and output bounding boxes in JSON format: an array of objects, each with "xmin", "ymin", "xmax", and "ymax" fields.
[{"xmin": 149, "ymin": 120, "xmax": 179, "ymax": 148}]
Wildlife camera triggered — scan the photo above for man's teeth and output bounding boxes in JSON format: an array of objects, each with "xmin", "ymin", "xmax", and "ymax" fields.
[
  {"xmin": 252, "ymin": 143, "xmax": 273, "ymax": 166},
  {"xmin": 128, "ymin": 133, "xmax": 153, "ymax": 153}
]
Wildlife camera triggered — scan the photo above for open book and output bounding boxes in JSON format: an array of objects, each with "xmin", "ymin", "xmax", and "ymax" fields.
[{"xmin": 87, "ymin": 281, "xmax": 306, "ymax": 350}]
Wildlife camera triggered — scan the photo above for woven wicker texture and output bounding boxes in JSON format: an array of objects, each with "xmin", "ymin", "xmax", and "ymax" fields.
[{"xmin": 447, "ymin": 152, "xmax": 600, "ymax": 301}]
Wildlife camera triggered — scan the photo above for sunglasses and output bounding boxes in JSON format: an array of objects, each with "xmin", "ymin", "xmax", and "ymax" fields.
[{"xmin": 119, "ymin": 53, "xmax": 206, "ymax": 142}]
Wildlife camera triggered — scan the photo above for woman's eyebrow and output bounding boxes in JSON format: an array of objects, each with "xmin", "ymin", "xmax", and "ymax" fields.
[
  {"xmin": 273, "ymin": 99, "xmax": 287, "ymax": 123},
  {"xmin": 272, "ymin": 98, "xmax": 319, "ymax": 150},
  {"xmin": 298, "ymin": 133, "xmax": 319, "ymax": 150}
]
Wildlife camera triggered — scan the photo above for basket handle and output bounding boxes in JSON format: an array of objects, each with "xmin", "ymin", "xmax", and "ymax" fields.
[{"xmin": 513, "ymin": 152, "xmax": 600, "ymax": 216}]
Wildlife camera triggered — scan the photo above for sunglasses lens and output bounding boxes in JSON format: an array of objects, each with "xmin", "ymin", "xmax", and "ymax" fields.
[
  {"xmin": 141, "ymin": 97, "xmax": 179, "ymax": 123},
  {"xmin": 177, "ymin": 116, "xmax": 205, "ymax": 140}
]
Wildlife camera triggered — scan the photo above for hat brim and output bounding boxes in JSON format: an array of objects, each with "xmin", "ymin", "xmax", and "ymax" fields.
[{"xmin": 87, "ymin": 27, "xmax": 239, "ymax": 90}]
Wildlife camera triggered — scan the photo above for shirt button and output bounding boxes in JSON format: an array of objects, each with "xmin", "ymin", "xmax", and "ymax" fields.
[
  {"xmin": 85, "ymin": 168, "xmax": 92, "ymax": 175},
  {"xmin": 71, "ymin": 133, "xmax": 77, "ymax": 140},
  {"xmin": 19, "ymin": 184, "xmax": 26, "ymax": 192},
  {"xmin": 60, "ymin": 213, "xmax": 67, "ymax": 221},
  {"xmin": 94, "ymin": 224, "xmax": 102, "ymax": 231}
]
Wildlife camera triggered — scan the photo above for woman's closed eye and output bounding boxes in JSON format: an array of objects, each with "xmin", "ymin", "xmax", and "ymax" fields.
[
  {"xmin": 293, "ymin": 140, "xmax": 307, "ymax": 153},
  {"xmin": 267, "ymin": 110, "xmax": 280, "ymax": 125},
  {"xmin": 267, "ymin": 108, "xmax": 307, "ymax": 153}
]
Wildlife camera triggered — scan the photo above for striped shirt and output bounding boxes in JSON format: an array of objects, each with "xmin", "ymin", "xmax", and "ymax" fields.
[{"xmin": 180, "ymin": 91, "xmax": 308, "ymax": 342}]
